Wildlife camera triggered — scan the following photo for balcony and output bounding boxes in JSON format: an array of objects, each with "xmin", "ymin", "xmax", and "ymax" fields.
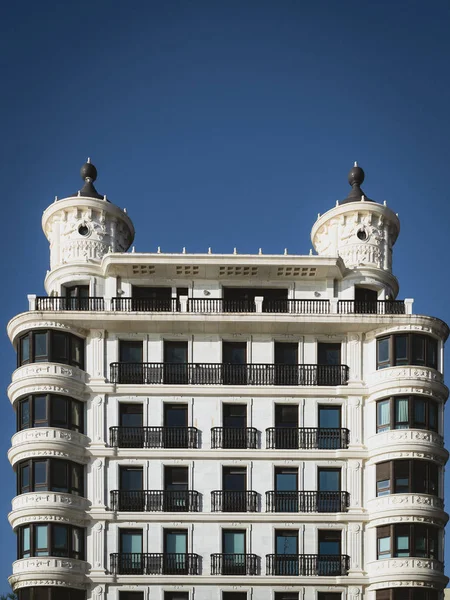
[
  {"xmin": 112, "ymin": 297, "xmax": 177, "ymax": 311},
  {"xmin": 265, "ymin": 491, "xmax": 349, "ymax": 513},
  {"xmin": 211, "ymin": 490, "xmax": 258, "ymax": 512},
  {"xmin": 211, "ymin": 553, "xmax": 260, "ymax": 575},
  {"xmin": 110, "ymin": 363, "xmax": 349, "ymax": 386},
  {"xmin": 211, "ymin": 427, "xmax": 259, "ymax": 449},
  {"xmin": 266, "ymin": 554, "xmax": 350, "ymax": 576},
  {"xmin": 35, "ymin": 296, "xmax": 104, "ymax": 311},
  {"xmin": 266, "ymin": 427, "xmax": 350, "ymax": 450},
  {"xmin": 110, "ymin": 553, "xmax": 201, "ymax": 575},
  {"xmin": 110, "ymin": 490, "xmax": 200, "ymax": 512},
  {"xmin": 109, "ymin": 426, "xmax": 199, "ymax": 449},
  {"xmin": 337, "ymin": 300, "xmax": 405, "ymax": 314},
  {"xmin": 188, "ymin": 298, "xmax": 330, "ymax": 314}
]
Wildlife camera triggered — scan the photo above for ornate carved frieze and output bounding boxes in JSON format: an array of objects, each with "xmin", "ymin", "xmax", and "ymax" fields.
[
  {"xmin": 8, "ymin": 383, "xmax": 86, "ymax": 404},
  {"xmin": 368, "ymin": 429, "xmax": 445, "ymax": 453},
  {"xmin": 11, "ymin": 320, "xmax": 88, "ymax": 340},
  {"xmin": 368, "ymin": 557, "xmax": 444, "ymax": 574},
  {"xmin": 11, "ymin": 428, "xmax": 88, "ymax": 448},
  {"xmin": 12, "ymin": 557, "xmax": 89, "ymax": 575},
  {"xmin": 12, "ymin": 363, "xmax": 87, "ymax": 384}
]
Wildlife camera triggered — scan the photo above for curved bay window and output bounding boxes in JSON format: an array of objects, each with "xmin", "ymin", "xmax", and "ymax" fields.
[
  {"xmin": 18, "ymin": 330, "xmax": 85, "ymax": 369},
  {"xmin": 376, "ymin": 523, "xmax": 439, "ymax": 560},
  {"xmin": 376, "ymin": 395, "xmax": 438, "ymax": 433},
  {"xmin": 17, "ymin": 589, "xmax": 86, "ymax": 600},
  {"xmin": 17, "ymin": 459, "xmax": 84, "ymax": 496},
  {"xmin": 376, "ymin": 460, "xmax": 439, "ymax": 497},
  {"xmin": 17, "ymin": 523, "xmax": 85, "ymax": 560},
  {"xmin": 17, "ymin": 394, "xmax": 84, "ymax": 433},
  {"xmin": 376, "ymin": 333, "xmax": 438, "ymax": 370},
  {"xmin": 376, "ymin": 590, "xmax": 439, "ymax": 600}
]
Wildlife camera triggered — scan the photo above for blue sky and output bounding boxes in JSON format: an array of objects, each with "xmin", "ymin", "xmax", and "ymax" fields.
[{"xmin": 1, "ymin": 0, "xmax": 450, "ymax": 589}]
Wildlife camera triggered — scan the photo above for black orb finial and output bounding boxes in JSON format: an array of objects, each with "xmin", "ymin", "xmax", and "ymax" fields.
[
  {"xmin": 348, "ymin": 161, "xmax": 365, "ymax": 187},
  {"xmin": 80, "ymin": 158, "xmax": 98, "ymax": 182}
]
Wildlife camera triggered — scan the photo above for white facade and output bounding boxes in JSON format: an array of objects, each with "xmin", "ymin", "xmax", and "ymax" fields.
[{"xmin": 7, "ymin": 162, "xmax": 449, "ymax": 600}]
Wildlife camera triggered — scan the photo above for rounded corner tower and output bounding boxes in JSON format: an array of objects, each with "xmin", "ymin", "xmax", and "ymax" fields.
[
  {"xmin": 41, "ymin": 159, "xmax": 135, "ymax": 293},
  {"xmin": 311, "ymin": 162, "xmax": 400, "ymax": 298}
]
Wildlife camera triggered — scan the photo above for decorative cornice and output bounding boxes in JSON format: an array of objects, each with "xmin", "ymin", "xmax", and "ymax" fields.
[
  {"xmin": 367, "ymin": 449, "xmax": 448, "ymax": 466},
  {"xmin": 9, "ymin": 492, "xmax": 91, "ymax": 529},
  {"xmin": 7, "ymin": 317, "xmax": 88, "ymax": 344},
  {"xmin": 8, "ymin": 447, "xmax": 87, "ymax": 468},
  {"xmin": 367, "ymin": 429, "xmax": 445, "ymax": 456},
  {"xmin": 367, "ymin": 385, "xmax": 448, "ymax": 403},
  {"xmin": 8, "ymin": 381, "xmax": 87, "ymax": 405},
  {"xmin": 364, "ymin": 321, "xmax": 449, "ymax": 342}
]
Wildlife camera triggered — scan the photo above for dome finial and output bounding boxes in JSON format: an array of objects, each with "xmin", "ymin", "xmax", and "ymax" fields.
[
  {"xmin": 354, "ymin": 160, "xmax": 358, "ymax": 167},
  {"xmin": 341, "ymin": 162, "xmax": 374, "ymax": 204},
  {"xmin": 80, "ymin": 159, "xmax": 98, "ymax": 183}
]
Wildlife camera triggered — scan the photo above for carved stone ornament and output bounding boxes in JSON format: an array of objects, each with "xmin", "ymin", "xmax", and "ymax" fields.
[
  {"xmin": 13, "ymin": 320, "xmax": 87, "ymax": 339},
  {"xmin": 12, "ymin": 363, "xmax": 88, "ymax": 385},
  {"xmin": 367, "ymin": 386, "xmax": 446, "ymax": 403},
  {"xmin": 371, "ymin": 580, "xmax": 439, "ymax": 590},
  {"xmin": 12, "ymin": 580, "xmax": 88, "ymax": 590},
  {"xmin": 365, "ymin": 322, "xmax": 447, "ymax": 341},
  {"xmin": 9, "ymin": 383, "xmax": 86, "ymax": 403}
]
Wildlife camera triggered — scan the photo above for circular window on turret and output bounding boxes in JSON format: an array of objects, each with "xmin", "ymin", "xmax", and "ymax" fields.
[
  {"xmin": 78, "ymin": 224, "xmax": 89, "ymax": 236},
  {"xmin": 357, "ymin": 228, "xmax": 368, "ymax": 241}
]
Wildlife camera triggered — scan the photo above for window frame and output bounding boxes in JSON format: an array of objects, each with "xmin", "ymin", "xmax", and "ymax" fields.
[
  {"xmin": 376, "ymin": 395, "xmax": 439, "ymax": 433},
  {"xmin": 376, "ymin": 460, "xmax": 439, "ymax": 497},
  {"xmin": 17, "ymin": 459, "xmax": 84, "ymax": 496},
  {"xmin": 17, "ymin": 394, "xmax": 84, "ymax": 433},
  {"xmin": 17, "ymin": 523, "xmax": 85, "ymax": 560},
  {"xmin": 17, "ymin": 589, "xmax": 87, "ymax": 600},
  {"xmin": 376, "ymin": 333, "xmax": 438, "ymax": 371},
  {"xmin": 17, "ymin": 330, "xmax": 85, "ymax": 370},
  {"xmin": 376, "ymin": 589, "xmax": 439, "ymax": 600},
  {"xmin": 376, "ymin": 523, "xmax": 439, "ymax": 560}
]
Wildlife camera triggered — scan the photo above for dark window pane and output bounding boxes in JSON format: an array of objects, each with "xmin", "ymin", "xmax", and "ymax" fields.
[
  {"xmin": 20, "ymin": 399, "xmax": 30, "ymax": 430},
  {"xmin": 319, "ymin": 406, "xmax": 341, "ymax": 428},
  {"xmin": 34, "ymin": 395, "xmax": 48, "ymax": 426},
  {"xmin": 318, "ymin": 469, "xmax": 340, "ymax": 491},
  {"xmin": 34, "ymin": 461, "xmax": 48, "ymax": 489},
  {"xmin": 53, "ymin": 332, "xmax": 69, "ymax": 363},
  {"xmin": 52, "ymin": 461, "xmax": 68, "ymax": 492},
  {"xmin": 72, "ymin": 527, "xmax": 83, "ymax": 559},
  {"xmin": 52, "ymin": 396, "xmax": 68, "ymax": 427},
  {"xmin": 119, "ymin": 403, "xmax": 143, "ymax": 427},
  {"xmin": 427, "ymin": 337, "xmax": 438, "ymax": 369},
  {"xmin": 120, "ymin": 341, "xmax": 143, "ymax": 363},
  {"xmin": 34, "ymin": 333, "xmax": 48, "ymax": 361},
  {"xmin": 20, "ymin": 464, "xmax": 30, "ymax": 493},
  {"xmin": 412, "ymin": 336, "xmax": 426, "ymax": 365},
  {"xmin": 53, "ymin": 524, "xmax": 69, "ymax": 556},
  {"xmin": 414, "ymin": 398, "xmax": 426, "ymax": 428},
  {"xmin": 377, "ymin": 338, "xmax": 390, "ymax": 368},
  {"xmin": 71, "ymin": 463, "xmax": 83, "ymax": 495},
  {"xmin": 394, "ymin": 335, "xmax": 408, "ymax": 365},
  {"xmin": 318, "ymin": 343, "xmax": 341, "ymax": 365},
  {"xmin": 120, "ymin": 468, "xmax": 143, "ymax": 491},
  {"xmin": 429, "ymin": 402, "xmax": 437, "ymax": 431},
  {"xmin": 21, "ymin": 525, "xmax": 31, "ymax": 558},
  {"xmin": 72, "ymin": 400, "xmax": 83, "ymax": 431},
  {"xmin": 20, "ymin": 336, "xmax": 30, "ymax": 364}
]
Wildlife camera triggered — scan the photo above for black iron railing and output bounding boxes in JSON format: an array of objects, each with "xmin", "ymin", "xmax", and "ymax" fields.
[
  {"xmin": 110, "ymin": 553, "xmax": 201, "ymax": 575},
  {"xmin": 110, "ymin": 363, "xmax": 349, "ymax": 386},
  {"xmin": 211, "ymin": 427, "xmax": 259, "ymax": 449},
  {"xmin": 338, "ymin": 300, "xmax": 405, "ymax": 315},
  {"xmin": 110, "ymin": 490, "xmax": 200, "ymax": 512},
  {"xmin": 265, "ymin": 491, "xmax": 349, "ymax": 513},
  {"xmin": 211, "ymin": 553, "xmax": 259, "ymax": 575},
  {"xmin": 109, "ymin": 426, "xmax": 199, "ymax": 448},
  {"xmin": 266, "ymin": 554, "xmax": 350, "ymax": 576},
  {"xmin": 35, "ymin": 296, "xmax": 104, "ymax": 311},
  {"xmin": 112, "ymin": 297, "xmax": 178, "ymax": 312},
  {"xmin": 266, "ymin": 428, "xmax": 350, "ymax": 450},
  {"xmin": 211, "ymin": 490, "xmax": 258, "ymax": 512},
  {"xmin": 263, "ymin": 299, "xmax": 330, "ymax": 314}
]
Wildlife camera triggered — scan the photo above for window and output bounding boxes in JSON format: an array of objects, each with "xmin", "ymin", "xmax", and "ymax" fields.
[
  {"xmin": 376, "ymin": 334, "xmax": 438, "ymax": 370},
  {"xmin": 17, "ymin": 330, "xmax": 85, "ymax": 369},
  {"xmin": 17, "ymin": 589, "xmax": 87, "ymax": 600},
  {"xmin": 376, "ymin": 460, "xmax": 439, "ymax": 497},
  {"xmin": 222, "ymin": 593, "xmax": 247, "ymax": 600},
  {"xmin": 119, "ymin": 403, "xmax": 143, "ymax": 427},
  {"xmin": 376, "ymin": 524, "xmax": 439, "ymax": 559},
  {"xmin": 17, "ymin": 395, "xmax": 84, "ymax": 433},
  {"xmin": 376, "ymin": 396, "xmax": 439, "ymax": 433},
  {"xmin": 164, "ymin": 593, "xmax": 189, "ymax": 600},
  {"xmin": 120, "ymin": 593, "xmax": 145, "ymax": 600},
  {"xmin": 317, "ymin": 594, "xmax": 342, "ymax": 600},
  {"xmin": 164, "ymin": 592, "xmax": 189, "ymax": 600},
  {"xmin": 275, "ymin": 594, "xmax": 299, "ymax": 600},
  {"xmin": 120, "ymin": 467, "xmax": 143, "ymax": 491},
  {"xmin": 119, "ymin": 341, "xmax": 143, "ymax": 363},
  {"xmin": 17, "ymin": 459, "xmax": 84, "ymax": 496},
  {"xmin": 18, "ymin": 524, "xmax": 85, "ymax": 560}
]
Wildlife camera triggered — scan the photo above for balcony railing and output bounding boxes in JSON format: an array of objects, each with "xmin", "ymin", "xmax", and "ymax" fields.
[
  {"xmin": 263, "ymin": 299, "xmax": 330, "ymax": 314},
  {"xmin": 110, "ymin": 363, "xmax": 349, "ymax": 386},
  {"xmin": 211, "ymin": 427, "xmax": 259, "ymax": 449},
  {"xmin": 112, "ymin": 297, "xmax": 178, "ymax": 312},
  {"xmin": 35, "ymin": 296, "xmax": 104, "ymax": 311},
  {"xmin": 338, "ymin": 300, "xmax": 405, "ymax": 314},
  {"xmin": 110, "ymin": 553, "xmax": 201, "ymax": 575},
  {"xmin": 265, "ymin": 491, "xmax": 350, "ymax": 513},
  {"xmin": 266, "ymin": 427, "xmax": 350, "ymax": 449},
  {"xmin": 110, "ymin": 490, "xmax": 200, "ymax": 512},
  {"xmin": 211, "ymin": 490, "xmax": 258, "ymax": 512},
  {"xmin": 266, "ymin": 554, "xmax": 350, "ymax": 576},
  {"xmin": 187, "ymin": 298, "xmax": 330, "ymax": 314},
  {"xmin": 211, "ymin": 553, "xmax": 260, "ymax": 575},
  {"xmin": 109, "ymin": 426, "xmax": 199, "ymax": 448}
]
